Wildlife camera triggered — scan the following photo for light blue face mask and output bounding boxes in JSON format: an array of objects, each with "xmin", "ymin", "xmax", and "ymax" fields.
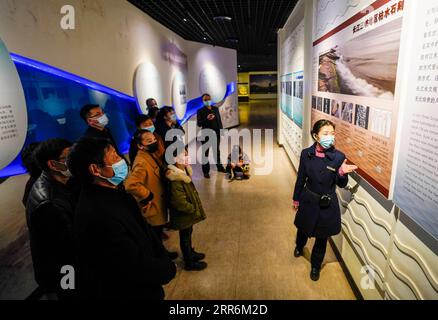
[
  {"xmin": 203, "ymin": 100, "xmax": 212, "ymax": 107},
  {"xmin": 319, "ymin": 135, "xmax": 335, "ymax": 149},
  {"xmin": 141, "ymin": 125, "xmax": 155, "ymax": 133},
  {"xmin": 96, "ymin": 114, "xmax": 109, "ymax": 128},
  {"xmin": 169, "ymin": 114, "xmax": 177, "ymax": 122},
  {"xmin": 102, "ymin": 159, "xmax": 128, "ymax": 186}
]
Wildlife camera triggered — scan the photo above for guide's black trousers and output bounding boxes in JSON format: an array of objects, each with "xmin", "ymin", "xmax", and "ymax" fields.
[{"xmin": 296, "ymin": 229, "xmax": 328, "ymax": 269}]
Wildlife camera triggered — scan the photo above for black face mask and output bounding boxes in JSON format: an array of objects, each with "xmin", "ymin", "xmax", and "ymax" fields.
[{"xmin": 146, "ymin": 142, "xmax": 158, "ymax": 153}]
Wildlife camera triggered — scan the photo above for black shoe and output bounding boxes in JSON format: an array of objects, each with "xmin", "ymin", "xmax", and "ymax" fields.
[
  {"xmin": 192, "ymin": 249, "xmax": 206, "ymax": 261},
  {"xmin": 294, "ymin": 247, "xmax": 303, "ymax": 258},
  {"xmin": 167, "ymin": 251, "xmax": 178, "ymax": 260},
  {"xmin": 204, "ymin": 173, "xmax": 210, "ymax": 179},
  {"xmin": 217, "ymin": 166, "xmax": 227, "ymax": 173},
  {"xmin": 310, "ymin": 267, "xmax": 320, "ymax": 281},
  {"xmin": 184, "ymin": 261, "xmax": 208, "ymax": 271}
]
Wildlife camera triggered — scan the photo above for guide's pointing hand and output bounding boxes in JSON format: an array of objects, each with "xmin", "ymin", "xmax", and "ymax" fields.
[{"xmin": 341, "ymin": 159, "xmax": 358, "ymax": 174}]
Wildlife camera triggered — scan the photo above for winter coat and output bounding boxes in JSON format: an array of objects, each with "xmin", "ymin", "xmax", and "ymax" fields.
[
  {"xmin": 166, "ymin": 165, "xmax": 206, "ymax": 230},
  {"xmin": 293, "ymin": 143, "xmax": 349, "ymax": 238},
  {"xmin": 124, "ymin": 150, "xmax": 168, "ymax": 226},
  {"xmin": 74, "ymin": 183, "xmax": 176, "ymax": 300},
  {"xmin": 25, "ymin": 172, "xmax": 76, "ymax": 297}
]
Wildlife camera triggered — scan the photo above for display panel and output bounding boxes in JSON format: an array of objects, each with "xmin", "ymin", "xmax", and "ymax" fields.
[
  {"xmin": 280, "ymin": 73, "xmax": 293, "ymax": 119},
  {"xmin": 292, "ymin": 71, "xmax": 304, "ymax": 128},
  {"xmin": 172, "ymin": 71, "xmax": 188, "ymax": 120},
  {"xmin": 393, "ymin": 0, "xmax": 438, "ymax": 240},
  {"xmin": 280, "ymin": 72, "xmax": 303, "ymax": 129},
  {"xmin": 278, "ymin": 17, "xmax": 305, "ymax": 166},
  {"xmin": 249, "ymin": 74, "xmax": 278, "ymax": 95},
  {"xmin": 312, "ymin": 0, "xmax": 405, "ymax": 198},
  {"xmin": 238, "ymin": 83, "xmax": 249, "ymax": 97}
]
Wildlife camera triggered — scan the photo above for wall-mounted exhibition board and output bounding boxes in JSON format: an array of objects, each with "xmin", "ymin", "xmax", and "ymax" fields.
[
  {"xmin": 278, "ymin": 17, "xmax": 305, "ymax": 166},
  {"xmin": 171, "ymin": 71, "xmax": 188, "ymax": 121},
  {"xmin": 280, "ymin": 71, "xmax": 304, "ymax": 128},
  {"xmin": 393, "ymin": 0, "xmax": 438, "ymax": 241},
  {"xmin": 312, "ymin": 0, "xmax": 405, "ymax": 198}
]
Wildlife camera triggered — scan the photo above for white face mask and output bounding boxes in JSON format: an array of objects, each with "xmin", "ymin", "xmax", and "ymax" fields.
[{"xmin": 96, "ymin": 114, "xmax": 109, "ymax": 128}]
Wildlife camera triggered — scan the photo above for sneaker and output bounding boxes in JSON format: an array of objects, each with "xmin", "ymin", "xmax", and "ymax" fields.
[{"xmin": 204, "ymin": 173, "xmax": 210, "ymax": 179}]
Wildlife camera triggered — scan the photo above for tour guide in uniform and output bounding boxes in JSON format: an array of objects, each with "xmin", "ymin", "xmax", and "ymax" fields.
[{"xmin": 292, "ymin": 119, "xmax": 358, "ymax": 281}]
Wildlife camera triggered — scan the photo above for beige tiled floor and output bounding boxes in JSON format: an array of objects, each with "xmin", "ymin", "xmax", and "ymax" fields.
[{"xmin": 163, "ymin": 100, "xmax": 356, "ymax": 300}]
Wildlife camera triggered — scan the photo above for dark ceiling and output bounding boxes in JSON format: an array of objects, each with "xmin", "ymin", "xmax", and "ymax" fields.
[{"xmin": 128, "ymin": 0, "xmax": 298, "ymax": 72}]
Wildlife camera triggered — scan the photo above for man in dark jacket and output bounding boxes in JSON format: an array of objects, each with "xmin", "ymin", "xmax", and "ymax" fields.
[
  {"xmin": 197, "ymin": 94, "xmax": 226, "ymax": 178},
  {"xmin": 67, "ymin": 137, "xmax": 176, "ymax": 300},
  {"xmin": 26, "ymin": 138, "xmax": 77, "ymax": 300},
  {"xmin": 155, "ymin": 106, "xmax": 185, "ymax": 150},
  {"xmin": 79, "ymin": 104, "xmax": 123, "ymax": 157},
  {"xmin": 146, "ymin": 97, "xmax": 160, "ymax": 122},
  {"xmin": 21, "ymin": 142, "xmax": 42, "ymax": 206}
]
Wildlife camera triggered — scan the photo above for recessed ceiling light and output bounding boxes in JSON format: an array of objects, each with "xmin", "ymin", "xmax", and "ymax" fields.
[
  {"xmin": 213, "ymin": 16, "xmax": 232, "ymax": 22},
  {"xmin": 226, "ymin": 38, "xmax": 239, "ymax": 44},
  {"xmin": 183, "ymin": 18, "xmax": 187, "ymax": 22},
  {"xmin": 203, "ymin": 37, "xmax": 207, "ymax": 40}
]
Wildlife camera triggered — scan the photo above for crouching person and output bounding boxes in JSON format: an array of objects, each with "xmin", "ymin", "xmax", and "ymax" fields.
[
  {"xmin": 67, "ymin": 137, "xmax": 176, "ymax": 300},
  {"xmin": 226, "ymin": 145, "xmax": 251, "ymax": 180},
  {"xmin": 167, "ymin": 148, "xmax": 207, "ymax": 271}
]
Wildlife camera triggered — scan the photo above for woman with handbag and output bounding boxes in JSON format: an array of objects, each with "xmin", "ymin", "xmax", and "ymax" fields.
[{"xmin": 292, "ymin": 119, "xmax": 357, "ymax": 281}]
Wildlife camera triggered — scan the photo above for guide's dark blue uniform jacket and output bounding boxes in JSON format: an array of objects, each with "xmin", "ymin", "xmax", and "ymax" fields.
[{"xmin": 293, "ymin": 143, "xmax": 349, "ymax": 238}]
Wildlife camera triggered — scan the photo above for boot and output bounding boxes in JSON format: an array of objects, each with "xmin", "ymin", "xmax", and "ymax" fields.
[
  {"xmin": 310, "ymin": 267, "xmax": 320, "ymax": 281},
  {"xmin": 184, "ymin": 260, "xmax": 208, "ymax": 271},
  {"xmin": 180, "ymin": 233, "xmax": 206, "ymax": 270},
  {"xmin": 191, "ymin": 248, "xmax": 206, "ymax": 261},
  {"xmin": 294, "ymin": 247, "xmax": 303, "ymax": 258},
  {"xmin": 166, "ymin": 250, "xmax": 178, "ymax": 260}
]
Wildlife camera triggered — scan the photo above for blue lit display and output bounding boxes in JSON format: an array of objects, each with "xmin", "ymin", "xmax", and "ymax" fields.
[
  {"xmin": 0, "ymin": 53, "xmax": 141, "ymax": 178},
  {"xmin": 0, "ymin": 52, "xmax": 236, "ymax": 178},
  {"xmin": 180, "ymin": 82, "xmax": 236, "ymax": 124}
]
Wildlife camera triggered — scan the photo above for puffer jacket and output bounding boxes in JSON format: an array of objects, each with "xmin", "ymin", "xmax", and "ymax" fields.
[{"xmin": 166, "ymin": 165, "xmax": 206, "ymax": 230}]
